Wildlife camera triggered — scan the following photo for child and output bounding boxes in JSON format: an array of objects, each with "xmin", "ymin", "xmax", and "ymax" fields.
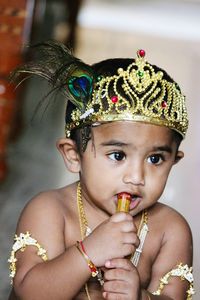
[{"xmin": 8, "ymin": 41, "xmax": 195, "ymax": 300}]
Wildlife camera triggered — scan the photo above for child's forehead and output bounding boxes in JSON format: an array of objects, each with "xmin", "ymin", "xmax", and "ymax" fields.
[{"xmin": 92, "ymin": 121, "xmax": 173, "ymax": 143}]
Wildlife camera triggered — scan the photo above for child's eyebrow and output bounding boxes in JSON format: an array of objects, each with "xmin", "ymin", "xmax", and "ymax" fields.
[
  {"xmin": 100, "ymin": 140, "xmax": 173, "ymax": 153},
  {"xmin": 100, "ymin": 141, "xmax": 172, "ymax": 153},
  {"xmin": 152, "ymin": 145, "xmax": 172, "ymax": 153},
  {"xmin": 100, "ymin": 140, "xmax": 129, "ymax": 147}
]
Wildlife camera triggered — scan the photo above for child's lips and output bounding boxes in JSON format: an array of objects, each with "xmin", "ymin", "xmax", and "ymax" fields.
[{"xmin": 129, "ymin": 197, "xmax": 141, "ymax": 210}]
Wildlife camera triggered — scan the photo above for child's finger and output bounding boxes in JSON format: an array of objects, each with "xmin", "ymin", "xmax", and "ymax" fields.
[
  {"xmin": 111, "ymin": 212, "xmax": 132, "ymax": 223},
  {"xmin": 105, "ymin": 258, "xmax": 133, "ymax": 271},
  {"xmin": 122, "ymin": 232, "xmax": 140, "ymax": 247},
  {"xmin": 102, "ymin": 291, "xmax": 126, "ymax": 300},
  {"xmin": 103, "ymin": 260, "xmax": 129, "ymax": 283},
  {"xmin": 103, "ymin": 276, "xmax": 129, "ymax": 296},
  {"xmin": 121, "ymin": 220, "xmax": 136, "ymax": 233}
]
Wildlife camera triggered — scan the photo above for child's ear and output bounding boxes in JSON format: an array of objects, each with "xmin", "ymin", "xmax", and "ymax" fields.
[
  {"xmin": 174, "ymin": 150, "xmax": 184, "ymax": 165},
  {"xmin": 56, "ymin": 138, "xmax": 81, "ymax": 173}
]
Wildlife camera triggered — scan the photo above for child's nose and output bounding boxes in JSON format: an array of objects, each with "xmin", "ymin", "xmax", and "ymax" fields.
[{"xmin": 123, "ymin": 162, "xmax": 145, "ymax": 186}]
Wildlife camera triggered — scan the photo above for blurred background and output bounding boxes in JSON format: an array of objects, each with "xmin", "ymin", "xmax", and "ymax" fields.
[{"xmin": 0, "ymin": 0, "xmax": 199, "ymax": 299}]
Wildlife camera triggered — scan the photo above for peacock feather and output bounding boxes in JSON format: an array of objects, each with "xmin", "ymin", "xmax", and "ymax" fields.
[{"xmin": 11, "ymin": 40, "xmax": 95, "ymax": 111}]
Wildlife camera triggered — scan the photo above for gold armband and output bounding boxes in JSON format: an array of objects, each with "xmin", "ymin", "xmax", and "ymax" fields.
[
  {"xmin": 152, "ymin": 263, "xmax": 195, "ymax": 300},
  {"xmin": 8, "ymin": 232, "xmax": 48, "ymax": 283}
]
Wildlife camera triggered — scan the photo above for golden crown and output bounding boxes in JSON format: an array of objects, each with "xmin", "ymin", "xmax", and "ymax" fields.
[{"xmin": 65, "ymin": 50, "xmax": 188, "ymax": 138}]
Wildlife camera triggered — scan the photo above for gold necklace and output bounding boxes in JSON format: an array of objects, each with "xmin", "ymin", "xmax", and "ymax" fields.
[
  {"xmin": 77, "ymin": 182, "xmax": 93, "ymax": 300},
  {"xmin": 76, "ymin": 182, "xmax": 148, "ymax": 300}
]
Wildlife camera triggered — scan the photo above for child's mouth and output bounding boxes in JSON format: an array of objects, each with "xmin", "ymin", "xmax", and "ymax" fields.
[
  {"xmin": 115, "ymin": 193, "xmax": 141, "ymax": 211},
  {"xmin": 129, "ymin": 195, "xmax": 141, "ymax": 210}
]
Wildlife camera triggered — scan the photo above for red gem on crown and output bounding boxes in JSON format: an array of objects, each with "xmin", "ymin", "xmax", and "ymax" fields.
[
  {"xmin": 137, "ymin": 49, "xmax": 146, "ymax": 58},
  {"xmin": 161, "ymin": 101, "xmax": 167, "ymax": 108},
  {"xmin": 111, "ymin": 96, "xmax": 118, "ymax": 103}
]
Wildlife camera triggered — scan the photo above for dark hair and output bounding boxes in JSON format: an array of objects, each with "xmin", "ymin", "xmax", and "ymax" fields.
[
  {"xmin": 70, "ymin": 125, "xmax": 91, "ymax": 154},
  {"xmin": 171, "ymin": 130, "xmax": 183, "ymax": 150}
]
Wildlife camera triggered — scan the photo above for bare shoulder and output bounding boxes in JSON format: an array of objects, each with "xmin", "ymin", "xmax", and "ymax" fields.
[
  {"xmin": 149, "ymin": 202, "xmax": 192, "ymax": 241},
  {"xmin": 15, "ymin": 182, "xmax": 78, "ymax": 257},
  {"xmin": 147, "ymin": 202, "xmax": 193, "ymax": 264},
  {"xmin": 17, "ymin": 189, "xmax": 65, "ymax": 231}
]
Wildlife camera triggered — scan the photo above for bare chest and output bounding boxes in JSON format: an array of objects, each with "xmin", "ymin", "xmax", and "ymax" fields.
[{"xmin": 63, "ymin": 204, "xmax": 163, "ymax": 299}]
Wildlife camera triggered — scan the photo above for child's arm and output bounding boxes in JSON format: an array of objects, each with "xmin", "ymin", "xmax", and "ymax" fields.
[
  {"xmin": 147, "ymin": 208, "xmax": 193, "ymax": 299},
  {"xmin": 11, "ymin": 192, "xmax": 139, "ymax": 299},
  {"xmin": 11, "ymin": 192, "xmax": 93, "ymax": 299}
]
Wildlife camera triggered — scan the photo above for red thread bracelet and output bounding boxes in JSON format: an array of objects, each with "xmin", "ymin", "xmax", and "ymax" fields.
[
  {"xmin": 76, "ymin": 241, "xmax": 98, "ymax": 277},
  {"xmin": 79, "ymin": 241, "xmax": 86, "ymax": 253}
]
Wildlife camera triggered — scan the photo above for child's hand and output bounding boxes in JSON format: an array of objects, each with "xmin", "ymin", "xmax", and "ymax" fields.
[
  {"xmin": 102, "ymin": 258, "xmax": 141, "ymax": 300},
  {"xmin": 83, "ymin": 212, "xmax": 140, "ymax": 267}
]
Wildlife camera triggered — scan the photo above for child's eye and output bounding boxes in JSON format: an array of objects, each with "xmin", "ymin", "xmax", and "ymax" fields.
[
  {"xmin": 147, "ymin": 154, "xmax": 164, "ymax": 165},
  {"xmin": 108, "ymin": 151, "xmax": 126, "ymax": 161}
]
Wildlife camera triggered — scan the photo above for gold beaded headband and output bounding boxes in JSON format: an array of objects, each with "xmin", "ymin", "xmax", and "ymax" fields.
[{"xmin": 65, "ymin": 49, "xmax": 188, "ymax": 138}]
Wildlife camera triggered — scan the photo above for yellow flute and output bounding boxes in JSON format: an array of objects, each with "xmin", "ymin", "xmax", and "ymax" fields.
[{"xmin": 116, "ymin": 192, "xmax": 131, "ymax": 213}]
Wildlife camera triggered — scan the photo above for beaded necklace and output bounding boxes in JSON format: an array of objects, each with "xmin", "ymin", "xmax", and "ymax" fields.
[{"xmin": 76, "ymin": 182, "xmax": 149, "ymax": 300}]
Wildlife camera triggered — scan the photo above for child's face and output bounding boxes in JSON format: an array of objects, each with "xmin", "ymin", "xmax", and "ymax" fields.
[{"xmin": 78, "ymin": 121, "xmax": 183, "ymax": 216}]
